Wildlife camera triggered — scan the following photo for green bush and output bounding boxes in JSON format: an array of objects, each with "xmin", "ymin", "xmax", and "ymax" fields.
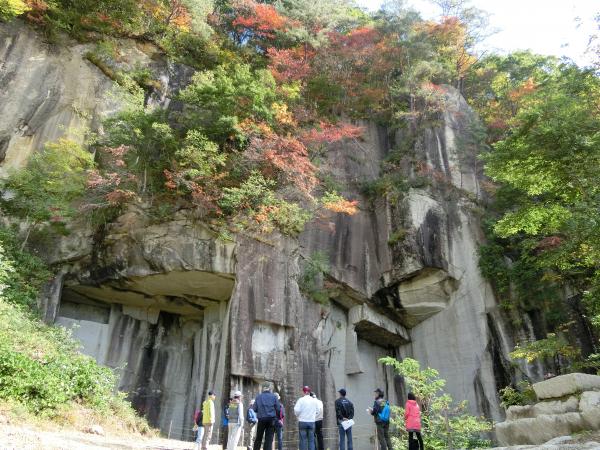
[{"xmin": 498, "ymin": 381, "xmax": 536, "ymax": 409}]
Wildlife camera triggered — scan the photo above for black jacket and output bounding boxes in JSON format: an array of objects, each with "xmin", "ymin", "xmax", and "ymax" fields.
[{"xmin": 335, "ymin": 397, "xmax": 354, "ymax": 424}]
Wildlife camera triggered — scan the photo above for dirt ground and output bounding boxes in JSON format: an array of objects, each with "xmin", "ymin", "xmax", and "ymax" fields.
[{"xmin": 0, "ymin": 424, "xmax": 201, "ymax": 450}]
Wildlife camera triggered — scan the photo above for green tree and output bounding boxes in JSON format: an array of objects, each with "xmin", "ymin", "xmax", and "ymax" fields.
[
  {"xmin": 480, "ymin": 63, "xmax": 600, "ymax": 363},
  {"xmin": 510, "ymin": 333, "xmax": 580, "ymax": 375},
  {"xmin": 379, "ymin": 357, "xmax": 491, "ymax": 449},
  {"xmin": 179, "ymin": 63, "xmax": 278, "ymax": 141},
  {"xmin": 0, "ymin": 138, "xmax": 94, "ymax": 248}
]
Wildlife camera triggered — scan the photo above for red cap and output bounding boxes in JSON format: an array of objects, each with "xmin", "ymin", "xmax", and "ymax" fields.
[{"xmin": 303, "ymin": 386, "xmax": 311, "ymax": 394}]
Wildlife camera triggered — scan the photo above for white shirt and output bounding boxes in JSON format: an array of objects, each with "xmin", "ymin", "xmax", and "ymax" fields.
[
  {"xmin": 294, "ymin": 394, "xmax": 319, "ymax": 422},
  {"xmin": 315, "ymin": 399, "xmax": 324, "ymax": 421}
]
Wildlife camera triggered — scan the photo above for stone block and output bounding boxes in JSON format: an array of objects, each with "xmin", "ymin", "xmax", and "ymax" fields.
[
  {"xmin": 533, "ymin": 374, "xmax": 600, "ymax": 400},
  {"xmin": 506, "ymin": 404, "xmax": 535, "ymax": 420},
  {"xmin": 495, "ymin": 412, "xmax": 586, "ymax": 446},
  {"xmin": 533, "ymin": 396, "xmax": 579, "ymax": 416},
  {"xmin": 396, "ymin": 268, "xmax": 457, "ymax": 326},
  {"xmin": 580, "ymin": 391, "xmax": 600, "ymax": 429}
]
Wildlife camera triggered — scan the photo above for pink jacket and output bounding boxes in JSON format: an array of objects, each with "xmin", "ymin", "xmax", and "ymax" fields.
[{"xmin": 404, "ymin": 400, "xmax": 421, "ymax": 431}]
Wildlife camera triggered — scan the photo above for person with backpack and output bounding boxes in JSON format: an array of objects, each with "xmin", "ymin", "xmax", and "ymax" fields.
[
  {"xmin": 335, "ymin": 388, "xmax": 354, "ymax": 450},
  {"xmin": 368, "ymin": 388, "xmax": 393, "ymax": 450},
  {"xmin": 274, "ymin": 392, "xmax": 285, "ymax": 450},
  {"xmin": 222, "ymin": 398, "xmax": 231, "ymax": 449},
  {"xmin": 246, "ymin": 399, "xmax": 258, "ymax": 450},
  {"xmin": 193, "ymin": 404, "xmax": 204, "ymax": 450},
  {"xmin": 201, "ymin": 391, "xmax": 217, "ymax": 450},
  {"xmin": 405, "ymin": 392, "xmax": 424, "ymax": 450},
  {"xmin": 252, "ymin": 383, "xmax": 281, "ymax": 450},
  {"xmin": 227, "ymin": 391, "xmax": 244, "ymax": 450},
  {"xmin": 310, "ymin": 392, "xmax": 324, "ymax": 450}
]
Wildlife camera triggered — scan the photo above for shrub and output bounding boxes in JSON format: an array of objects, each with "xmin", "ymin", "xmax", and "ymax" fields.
[
  {"xmin": 299, "ymin": 251, "xmax": 330, "ymax": 304},
  {"xmin": 498, "ymin": 381, "xmax": 536, "ymax": 409}
]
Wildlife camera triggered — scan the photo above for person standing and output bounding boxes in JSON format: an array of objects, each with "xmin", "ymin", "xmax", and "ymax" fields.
[
  {"xmin": 201, "ymin": 391, "xmax": 217, "ymax": 450},
  {"xmin": 193, "ymin": 405, "xmax": 205, "ymax": 450},
  {"xmin": 310, "ymin": 392, "xmax": 324, "ymax": 450},
  {"xmin": 405, "ymin": 392, "xmax": 424, "ymax": 450},
  {"xmin": 227, "ymin": 391, "xmax": 245, "ymax": 450},
  {"xmin": 223, "ymin": 398, "xmax": 231, "ymax": 449},
  {"xmin": 335, "ymin": 388, "xmax": 354, "ymax": 450},
  {"xmin": 274, "ymin": 393, "xmax": 285, "ymax": 450},
  {"xmin": 368, "ymin": 388, "xmax": 393, "ymax": 450},
  {"xmin": 294, "ymin": 386, "xmax": 318, "ymax": 450},
  {"xmin": 253, "ymin": 383, "xmax": 281, "ymax": 450},
  {"xmin": 246, "ymin": 398, "xmax": 258, "ymax": 450}
]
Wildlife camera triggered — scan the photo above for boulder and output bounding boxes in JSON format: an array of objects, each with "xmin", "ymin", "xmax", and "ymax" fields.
[
  {"xmin": 506, "ymin": 404, "xmax": 536, "ymax": 421},
  {"xmin": 533, "ymin": 374, "xmax": 600, "ymax": 400},
  {"xmin": 580, "ymin": 391, "xmax": 600, "ymax": 429},
  {"xmin": 495, "ymin": 412, "xmax": 586, "ymax": 446},
  {"xmin": 533, "ymin": 396, "xmax": 579, "ymax": 416}
]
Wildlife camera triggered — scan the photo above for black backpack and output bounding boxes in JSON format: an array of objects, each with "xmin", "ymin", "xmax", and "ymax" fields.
[{"xmin": 194, "ymin": 409, "xmax": 203, "ymax": 426}]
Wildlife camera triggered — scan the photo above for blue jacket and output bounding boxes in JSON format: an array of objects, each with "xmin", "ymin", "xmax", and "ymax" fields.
[{"xmin": 253, "ymin": 391, "xmax": 281, "ymax": 420}]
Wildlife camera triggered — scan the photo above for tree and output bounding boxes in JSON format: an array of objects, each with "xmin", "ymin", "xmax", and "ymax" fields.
[
  {"xmin": 0, "ymin": 0, "xmax": 29, "ymax": 21},
  {"xmin": 0, "ymin": 138, "xmax": 94, "ymax": 248},
  {"xmin": 379, "ymin": 357, "xmax": 492, "ymax": 449},
  {"xmin": 481, "ymin": 63, "xmax": 600, "ymax": 362},
  {"xmin": 510, "ymin": 333, "xmax": 580, "ymax": 375},
  {"xmin": 179, "ymin": 63, "xmax": 278, "ymax": 141}
]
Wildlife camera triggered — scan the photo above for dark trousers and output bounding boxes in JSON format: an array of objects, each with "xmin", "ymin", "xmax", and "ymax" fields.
[
  {"xmin": 376, "ymin": 421, "xmax": 393, "ymax": 450},
  {"xmin": 408, "ymin": 430, "xmax": 424, "ymax": 450},
  {"xmin": 275, "ymin": 424, "xmax": 283, "ymax": 450},
  {"xmin": 253, "ymin": 418, "xmax": 275, "ymax": 450},
  {"xmin": 315, "ymin": 420, "xmax": 324, "ymax": 450}
]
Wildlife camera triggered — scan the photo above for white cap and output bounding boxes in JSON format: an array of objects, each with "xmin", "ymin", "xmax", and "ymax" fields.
[{"xmin": 233, "ymin": 390, "xmax": 242, "ymax": 397}]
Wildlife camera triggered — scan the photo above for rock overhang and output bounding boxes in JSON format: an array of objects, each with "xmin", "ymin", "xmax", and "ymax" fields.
[{"xmin": 62, "ymin": 268, "xmax": 235, "ymax": 317}]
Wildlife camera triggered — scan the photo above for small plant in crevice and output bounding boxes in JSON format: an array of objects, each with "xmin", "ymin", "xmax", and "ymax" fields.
[
  {"xmin": 388, "ymin": 228, "xmax": 408, "ymax": 246},
  {"xmin": 298, "ymin": 251, "xmax": 331, "ymax": 304},
  {"xmin": 498, "ymin": 381, "xmax": 536, "ymax": 409}
]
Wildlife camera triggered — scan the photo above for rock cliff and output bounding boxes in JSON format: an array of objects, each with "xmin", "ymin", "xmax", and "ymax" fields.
[{"xmin": 1, "ymin": 20, "xmax": 527, "ymax": 446}]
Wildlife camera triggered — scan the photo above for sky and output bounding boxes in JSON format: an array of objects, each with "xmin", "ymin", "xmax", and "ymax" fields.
[{"xmin": 357, "ymin": 0, "xmax": 599, "ymax": 67}]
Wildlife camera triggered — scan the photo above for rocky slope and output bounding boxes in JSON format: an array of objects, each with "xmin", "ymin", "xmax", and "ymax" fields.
[{"xmin": 0, "ymin": 20, "xmax": 534, "ymax": 446}]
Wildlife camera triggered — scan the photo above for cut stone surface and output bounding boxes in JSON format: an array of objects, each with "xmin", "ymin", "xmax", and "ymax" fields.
[
  {"xmin": 495, "ymin": 412, "xmax": 587, "ymax": 446},
  {"xmin": 506, "ymin": 405, "xmax": 536, "ymax": 421},
  {"xmin": 580, "ymin": 391, "xmax": 600, "ymax": 429},
  {"xmin": 533, "ymin": 396, "xmax": 579, "ymax": 416},
  {"xmin": 533, "ymin": 374, "xmax": 600, "ymax": 400}
]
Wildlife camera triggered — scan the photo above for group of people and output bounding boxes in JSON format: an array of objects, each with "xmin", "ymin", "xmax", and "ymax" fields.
[{"xmin": 192, "ymin": 384, "xmax": 424, "ymax": 450}]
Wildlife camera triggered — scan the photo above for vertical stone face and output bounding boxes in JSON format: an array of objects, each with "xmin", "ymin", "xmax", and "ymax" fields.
[
  {"xmin": 0, "ymin": 21, "xmax": 118, "ymax": 175},
  {"xmin": 2, "ymin": 20, "xmax": 523, "ymax": 445}
]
